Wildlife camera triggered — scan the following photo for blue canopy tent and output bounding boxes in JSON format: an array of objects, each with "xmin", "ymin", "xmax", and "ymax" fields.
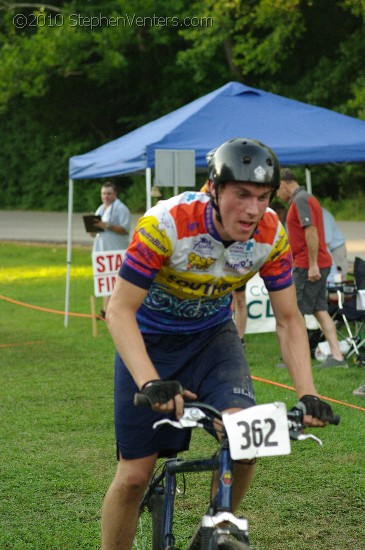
[
  {"xmin": 65, "ymin": 81, "xmax": 365, "ymax": 325},
  {"xmin": 70, "ymin": 80, "xmax": 365, "ymax": 178}
]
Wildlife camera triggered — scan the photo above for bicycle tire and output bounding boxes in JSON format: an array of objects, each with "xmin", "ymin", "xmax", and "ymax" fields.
[
  {"xmin": 216, "ymin": 539, "xmax": 250, "ymax": 550},
  {"xmin": 133, "ymin": 491, "xmax": 164, "ymax": 550},
  {"xmin": 150, "ymin": 492, "xmax": 164, "ymax": 549},
  {"xmin": 196, "ymin": 530, "xmax": 250, "ymax": 550}
]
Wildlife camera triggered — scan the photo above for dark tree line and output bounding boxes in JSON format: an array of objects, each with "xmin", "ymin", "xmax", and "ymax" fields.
[{"xmin": 0, "ymin": 0, "xmax": 364, "ymax": 212}]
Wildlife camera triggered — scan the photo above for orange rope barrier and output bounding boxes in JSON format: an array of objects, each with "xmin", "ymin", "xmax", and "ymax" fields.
[
  {"xmin": 0, "ymin": 294, "xmax": 363, "ymax": 410},
  {"xmin": 0, "ymin": 293, "xmax": 105, "ymax": 320},
  {"xmin": 0, "ymin": 340, "xmax": 43, "ymax": 349},
  {"xmin": 252, "ymin": 375, "xmax": 365, "ymax": 412}
]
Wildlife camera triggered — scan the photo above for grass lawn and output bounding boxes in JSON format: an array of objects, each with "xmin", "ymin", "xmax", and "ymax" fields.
[{"xmin": 0, "ymin": 242, "xmax": 364, "ymax": 549}]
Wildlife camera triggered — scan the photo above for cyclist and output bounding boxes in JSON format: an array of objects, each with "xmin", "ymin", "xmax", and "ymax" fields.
[{"xmin": 101, "ymin": 138, "xmax": 335, "ymax": 549}]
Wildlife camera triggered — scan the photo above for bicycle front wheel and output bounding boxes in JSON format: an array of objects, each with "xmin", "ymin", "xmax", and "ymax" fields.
[
  {"xmin": 216, "ymin": 540, "xmax": 250, "ymax": 550},
  {"xmin": 133, "ymin": 492, "xmax": 164, "ymax": 550},
  {"xmin": 150, "ymin": 492, "xmax": 164, "ymax": 549}
]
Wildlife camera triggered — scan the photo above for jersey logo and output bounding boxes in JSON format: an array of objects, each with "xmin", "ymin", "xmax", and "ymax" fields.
[
  {"xmin": 193, "ymin": 237, "xmax": 214, "ymax": 253},
  {"xmin": 187, "ymin": 252, "xmax": 215, "ymax": 270}
]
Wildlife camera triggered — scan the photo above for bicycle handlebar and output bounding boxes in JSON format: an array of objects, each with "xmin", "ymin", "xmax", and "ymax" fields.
[
  {"xmin": 134, "ymin": 394, "xmax": 340, "ymax": 431},
  {"xmin": 133, "ymin": 393, "xmax": 222, "ymax": 416},
  {"xmin": 134, "ymin": 392, "xmax": 156, "ymax": 408}
]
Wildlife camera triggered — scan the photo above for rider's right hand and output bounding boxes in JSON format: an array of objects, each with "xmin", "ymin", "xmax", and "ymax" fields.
[
  {"xmin": 140, "ymin": 380, "xmax": 197, "ymax": 419},
  {"xmin": 141, "ymin": 380, "xmax": 183, "ymax": 405}
]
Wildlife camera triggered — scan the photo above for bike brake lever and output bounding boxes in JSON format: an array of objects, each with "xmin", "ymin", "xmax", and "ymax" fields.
[
  {"xmin": 153, "ymin": 407, "xmax": 207, "ymax": 430},
  {"xmin": 153, "ymin": 418, "xmax": 204, "ymax": 429},
  {"xmin": 291, "ymin": 432, "xmax": 323, "ymax": 446}
]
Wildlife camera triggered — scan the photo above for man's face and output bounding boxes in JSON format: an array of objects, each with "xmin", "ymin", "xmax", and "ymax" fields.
[
  {"xmin": 213, "ymin": 181, "xmax": 272, "ymax": 241},
  {"xmin": 276, "ymin": 180, "xmax": 290, "ymax": 203},
  {"xmin": 101, "ymin": 186, "xmax": 116, "ymax": 205}
]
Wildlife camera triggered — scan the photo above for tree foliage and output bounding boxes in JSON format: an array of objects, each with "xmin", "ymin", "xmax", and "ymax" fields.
[{"xmin": 0, "ymin": 0, "xmax": 364, "ymax": 211}]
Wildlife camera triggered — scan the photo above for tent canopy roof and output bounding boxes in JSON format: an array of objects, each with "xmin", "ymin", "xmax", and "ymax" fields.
[{"xmin": 69, "ymin": 81, "xmax": 365, "ymax": 180}]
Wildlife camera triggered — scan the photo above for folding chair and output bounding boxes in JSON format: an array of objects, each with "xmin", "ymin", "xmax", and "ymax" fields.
[{"xmin": 328, "ymin": 256, "xmax": 365, "ymax": 366}]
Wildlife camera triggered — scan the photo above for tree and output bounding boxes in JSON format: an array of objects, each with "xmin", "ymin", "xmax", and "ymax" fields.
[{"xmin": 0, "ymin": 0, "xmax": 364, "ymax": 210}]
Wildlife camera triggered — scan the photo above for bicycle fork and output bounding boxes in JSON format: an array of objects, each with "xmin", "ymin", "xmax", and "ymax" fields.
[
  {"xmin": 196, "ymin": 441, "xmax": 249, "ymax": 547},
  {"xmin": 159, "ymin": 445, "xmax": 250, "ymax": 549},
  {"xmin": 159, "ymin": 456, "xmax": 218, "ymax": 549}
]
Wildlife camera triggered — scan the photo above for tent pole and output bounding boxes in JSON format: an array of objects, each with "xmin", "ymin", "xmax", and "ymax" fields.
[
  {"xmin": 146, "ymin": 167, "xmax": 152, "ymax": 210},
  {"xmin": 64, "ymin": 178, "xmax": 74, "ymax": 328},
  {"xmin": 305, "ymin": 167, "xmax": 312, "ymax": 194}
]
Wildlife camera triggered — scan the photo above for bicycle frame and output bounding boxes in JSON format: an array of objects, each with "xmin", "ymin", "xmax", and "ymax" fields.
[
  {"xmin": 135, "ymin": 399, "xmax": 334, "ymax": 549},
  {"xmin": 156, "ymin": 432, "xmax": 249, "ymax": 548}
]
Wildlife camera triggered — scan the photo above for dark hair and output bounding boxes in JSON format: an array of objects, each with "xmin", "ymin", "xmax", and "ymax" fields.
[
  {"xmin": 280, "ymin": 168, "xmax": 297, "ymax": 182},
  {"xmin": 102, "ymin": 181, "xmax": 118, "ymax": 193}
]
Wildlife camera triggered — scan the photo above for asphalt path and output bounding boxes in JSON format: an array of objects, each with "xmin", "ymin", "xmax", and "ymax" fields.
[{"xmin": 0, "ymin": 210, "xmax": 364, "ymax": 262}]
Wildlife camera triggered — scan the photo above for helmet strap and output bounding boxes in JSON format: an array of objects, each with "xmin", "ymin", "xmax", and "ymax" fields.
[{"xmin": 209, "ymin": 183, "xmax": 223, "ymax": 225}]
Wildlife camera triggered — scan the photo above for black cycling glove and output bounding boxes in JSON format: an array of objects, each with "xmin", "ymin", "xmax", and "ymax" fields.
[
  {"xmin": 141, "ymin": 380, "xmax": 183, "ymax": 406},
  {"xmin": 294, "ymin": 394, "xmax": 334, "ymax": 423}
]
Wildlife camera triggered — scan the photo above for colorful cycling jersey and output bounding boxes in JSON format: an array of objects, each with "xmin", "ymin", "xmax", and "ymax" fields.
[{"xmin": 120, "ymin": 192, "xmax": 293, "ymax": 334}]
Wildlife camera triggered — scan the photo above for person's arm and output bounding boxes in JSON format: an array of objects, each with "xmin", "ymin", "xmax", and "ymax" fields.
[
  {"xmin": 106, "ymin": 277, "xmax": 158, "ymax": 388},
  {"xmin": 93, "ymin": 203, "xmax": 131, "ymax": 235},
  {"xmin": 269, "ymin": 284, "xmax": 328, "ymax": 427},
  {"xmin": 106, "ymin": 276, "xmax": 195, "ymax": 416},
  {"xmin": 97, "ymin": 221, "xmax": 128, "ymax": 234},
  {"xmin": 304, "ymin": 225, "xmax": 321, "ymax": 282}
]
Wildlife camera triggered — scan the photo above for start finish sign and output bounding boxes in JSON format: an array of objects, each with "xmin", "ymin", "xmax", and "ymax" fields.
[{"xmin": 92, "ymin": 250, "xmax": 126, "ymax": 297}]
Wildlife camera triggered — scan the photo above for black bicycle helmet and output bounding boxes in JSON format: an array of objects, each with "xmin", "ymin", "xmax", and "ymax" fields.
[{"xmin": 208, "ymin": 138, "xmax": 280, "ymax": 190}]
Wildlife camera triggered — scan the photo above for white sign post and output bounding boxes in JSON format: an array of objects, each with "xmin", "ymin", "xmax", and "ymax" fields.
[{"xmin": 92, "ymin": 250, "xmax": 127, "ymax": 297}]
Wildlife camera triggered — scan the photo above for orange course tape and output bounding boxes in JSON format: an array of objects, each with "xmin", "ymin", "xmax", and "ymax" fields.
[
  {"xmin": 0, "ymin": 293, "xmax": 104, "ymax": 319},
  {"xmin": 0, "ymin": 340, "xmax": 43, "ymax": 349},
  {"xmin": 252, "ymin": 375, "xmax": 365, "ymax": 412},
  {"xmin": 0, "ymin": 293, "xmax": 363, "ymax": 411}
]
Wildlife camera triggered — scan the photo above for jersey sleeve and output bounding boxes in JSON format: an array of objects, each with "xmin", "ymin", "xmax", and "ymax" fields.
[
  {"xmin": 295, "ymin": 193, "xmax": 313, "ymax": 228},
  {"xmin": 119, "ymin": 207, "xmax": 174, "ymax": 289}
]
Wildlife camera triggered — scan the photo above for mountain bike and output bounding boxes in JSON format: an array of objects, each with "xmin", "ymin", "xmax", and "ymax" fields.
[{"xmin": 132, "ymin": 397, "xmax": 339, "ymax": 550}]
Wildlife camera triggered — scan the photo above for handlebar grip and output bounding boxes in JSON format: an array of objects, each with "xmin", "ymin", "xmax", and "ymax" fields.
[{"xmin": 134, "ymin": 393, "xmax": 152, "ymax": 407}]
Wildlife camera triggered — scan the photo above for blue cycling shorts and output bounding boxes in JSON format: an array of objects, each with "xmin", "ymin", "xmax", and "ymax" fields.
[{"xmin": 114, "ymin": 320, "xmax": 256, "ymax": 460}]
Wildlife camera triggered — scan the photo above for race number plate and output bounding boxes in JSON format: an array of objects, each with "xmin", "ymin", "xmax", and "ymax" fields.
[{"xmin": 222, "ymin": 402, "xmax": 291, "ymax": 460}]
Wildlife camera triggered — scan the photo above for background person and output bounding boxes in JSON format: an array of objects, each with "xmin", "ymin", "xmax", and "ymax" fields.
[
  {"xmin": 90, "ymin": 181, "xmax": 131, "ymax": 317},
  {"xmin": 269, "ymin": 199, "xmax": 287, "ymax": 229},
  {"xmin": 101, "ymin": 139, "xmax": 335, "ymax": 549},
  {"xmin": 277, "ymin": 169, "xmax": 347, "ymax": 368}
]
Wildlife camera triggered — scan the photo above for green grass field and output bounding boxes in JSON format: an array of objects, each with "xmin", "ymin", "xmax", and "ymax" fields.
[{"xmin": 1, "ymin": 242, "xmax": 364, "ymax": 549}]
